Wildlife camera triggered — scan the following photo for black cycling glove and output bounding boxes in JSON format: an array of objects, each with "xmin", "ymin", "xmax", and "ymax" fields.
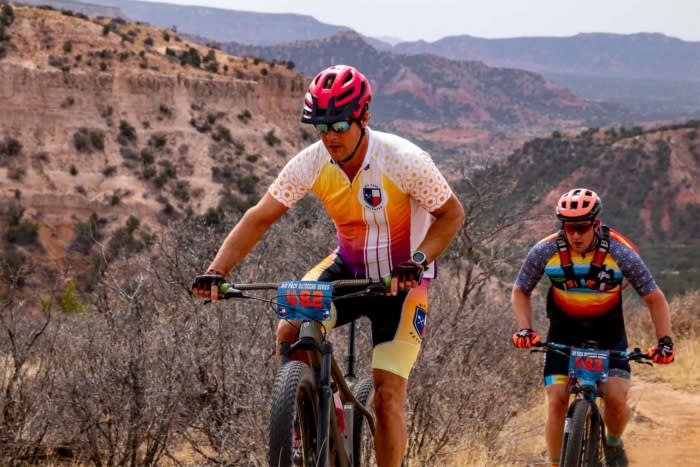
[{"xmin": 192, "ymin": 269, "xmax": 225, "ymax": 296}]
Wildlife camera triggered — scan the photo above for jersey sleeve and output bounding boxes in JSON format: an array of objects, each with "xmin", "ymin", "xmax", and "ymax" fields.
[
  {"xmin": 610, "ymin": 241, "xmax": 658, "ymax": 296},
  {"xmin": 514, "ymin": 240, "xmax": 556, "ymax": 292},
  {"xmin": 384, "ymin": 148, "xmax": 453, "ymax": 212},
  {"xmin": 268, "ymin": 146, "xmax": 323, "ymax": 208}
]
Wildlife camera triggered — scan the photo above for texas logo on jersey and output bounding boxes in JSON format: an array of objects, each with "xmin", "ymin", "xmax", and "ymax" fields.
[{"xmin": 362, "ymin": 185, "xmax": 384, "ymax": 210}]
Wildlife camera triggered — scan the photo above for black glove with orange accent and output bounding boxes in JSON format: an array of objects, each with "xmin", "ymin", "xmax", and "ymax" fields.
[
  {"xmin": 391, "ymin": 261, "xmax": 423, "ymax": 286},
  {"xmin": 191, "ymin": 269, "xmax": 225, "ymax": 297},
  {"xmin": 647, "ymin": 336, "xmax": 675, "ymax": 364},
  {"xmin": 512, "ymin": 328, "xmax": 541, "ymax": 349}
]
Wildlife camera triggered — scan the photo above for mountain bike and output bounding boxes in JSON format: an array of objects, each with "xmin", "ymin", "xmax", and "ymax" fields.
[
  {"xmin": 216, "ymin": 278, "xmax": 388, "ymax": 467},
  {"xmin": 532, "ymin": 341, "xmax": 652, "ymax": 467}
]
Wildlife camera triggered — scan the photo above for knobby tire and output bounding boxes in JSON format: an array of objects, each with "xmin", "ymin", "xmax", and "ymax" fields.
[
  {"xmin": 562, "ymin": 399, "xmax": 604, "ymax": 467},
  {"xmin": 269, "ymin": 361, "xmax": 319, "ymax": 467},
  {"xmin": 351, "ymin": 378, "xmax": 375, "ymax": 467}
]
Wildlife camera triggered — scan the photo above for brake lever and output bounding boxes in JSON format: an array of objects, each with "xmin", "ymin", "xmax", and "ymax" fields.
[
  {"xmin": 365, "ymin": 283, "xmax": 389, "ymax": 295},
  {"xmin": 202, "ymin": 287, "xmax": 244, "ymax": 304}
]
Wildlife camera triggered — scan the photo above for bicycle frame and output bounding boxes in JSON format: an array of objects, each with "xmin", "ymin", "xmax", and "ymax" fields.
[
  {"xmin": 220, "ymin": 279, "xmax": 378, "ymax": 467},
  {"xmin": 534, "ymin": 341, "xmax": 650, "ymax": 467}
]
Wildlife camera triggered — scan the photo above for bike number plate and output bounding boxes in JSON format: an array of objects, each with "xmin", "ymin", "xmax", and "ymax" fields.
[
  {"xmin": 568, "ymin": 348, "xmax": 610, "ymax": 383},
  {"xmin": 276, "ymin": 281, "xmax": 333, "ymax": 321}
]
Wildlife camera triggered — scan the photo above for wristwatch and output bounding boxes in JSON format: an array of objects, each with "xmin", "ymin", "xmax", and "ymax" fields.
[{"xmin": 411, "ymin": 251, "xmax": 429, "ymax": 269}]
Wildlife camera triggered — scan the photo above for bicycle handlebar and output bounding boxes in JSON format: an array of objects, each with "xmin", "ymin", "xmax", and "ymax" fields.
[
  {"xmin": 217, "ymin": 277, "xmax": 392, "ymax": 300},
  {"xmin": 532, "ymin": 341, "xmax": 652, "ymax": 363}
]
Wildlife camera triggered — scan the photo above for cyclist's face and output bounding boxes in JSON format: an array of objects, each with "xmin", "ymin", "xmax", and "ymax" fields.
[
  {"xmin": 318, "ymin": 120, "xmax": 360, "ymax": 160},
  {"xmin": 563, "ymin": 220, "xmax": 599, "ymax": 254},
  {"xmin": 318, "ymin": 112, "xmax": 369, "ymax": 164}
]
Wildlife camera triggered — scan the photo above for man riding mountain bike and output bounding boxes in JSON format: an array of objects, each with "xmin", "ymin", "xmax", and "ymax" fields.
[
  {"xmin": 510, "ymin": 188, "xmax": 674, "ymax": 467},
  {"xmin": 192, "ymin": 64, "xmax": 465, "ymax": 466}
]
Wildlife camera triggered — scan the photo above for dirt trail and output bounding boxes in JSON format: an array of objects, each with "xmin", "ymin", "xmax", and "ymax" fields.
[
  {"xmin": 625, "ymin": 379, "xmax": 700, "ymax": 465},
  {"xmin": 495, "ymin": 377, "xmax": 700, "ymax": 466}
]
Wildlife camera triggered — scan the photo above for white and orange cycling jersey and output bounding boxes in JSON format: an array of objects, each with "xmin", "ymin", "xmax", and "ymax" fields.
[{"xmin": 269, "ymin": 128, "xmax": 453, "ymax": 279}]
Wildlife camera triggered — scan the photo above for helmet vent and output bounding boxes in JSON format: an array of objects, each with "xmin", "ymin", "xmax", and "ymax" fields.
[
  {"xmin": 338, "ymin": 89, "xmax": 354, "ymax": 102},
  {"xmin": 322, "ymin": 75, "xmax": 336, "ymax": 89}
]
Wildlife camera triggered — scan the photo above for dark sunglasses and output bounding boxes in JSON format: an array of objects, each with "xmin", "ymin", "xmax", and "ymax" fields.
[
  {"xmin": 562, "ymin": 222, "xmax": 595, "ymax": 235},
  {"xmin": 314, "ymin": 120, "xmax": 353, "ymax": 134}
]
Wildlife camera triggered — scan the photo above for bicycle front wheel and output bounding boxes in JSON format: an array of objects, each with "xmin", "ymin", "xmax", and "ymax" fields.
[
  {"xmin": 351, "ymin": 377, "xmax": 375, "ymax": 467},
  {"xmin": 561, "ymin": 399, "xmax": 604, "ymax": 467},
  {"xmin": 269, "ymin": 361, "xmax": 319, "ymax": 467}
]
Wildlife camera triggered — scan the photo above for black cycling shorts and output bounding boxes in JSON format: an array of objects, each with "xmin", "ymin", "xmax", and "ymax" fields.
[
  {"xmin": 302, "ymin": 252, "xmax": 430, "ymax": 378},
  {"xmin": 543, "ymin": 313, "xmax": 631, "ymax": 385}
]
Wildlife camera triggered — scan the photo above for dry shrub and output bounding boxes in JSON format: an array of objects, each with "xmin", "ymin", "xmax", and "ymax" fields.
[
  {"xmin": 665, "ymin": 290, "xmax": 700, "ymax": 338},
  {"xmin": 0, "ymin": 199, "xmax": 542, "ymax": 465},
  {"xmin": 626, "ymin": 289, "xmax": 700, "ymax": 346}
]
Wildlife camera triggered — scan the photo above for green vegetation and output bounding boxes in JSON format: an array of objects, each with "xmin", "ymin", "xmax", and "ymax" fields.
[
  {"xmin": 0, "ymin": 3, "xmax": 14, "ymax": 58},
  {"xmin": 237, "ymin": 109, "xmax": 252, "ymax": 123},
  {"xmin": 102, "ymin": 165, "xmax": 117, "ymax": 177},
  {"xmin": 641, "ymin": 240, "xmax": 700, "ymax": 298},
  {"xmin": 73, "ymin": 128, "xmax": 105, "ymax": 153},
  {"xmin": 69, "ymin": 213, "xmax": 104, "ymax": 255},
  {"xmin": 149, "ymin": 133, "xmax": 167, "ymax": 148},
  {"xmin": 179, "ymin": 47, "xmax": 201, "ymax": 68},
  {"xmin": 118, "ymin": 119, "xmax": 137, "ymax": 143},
  {"xmin": 264, "ymin": 129, "xmax": 280, "ymax": 146},
  {"xmin": 106, "ymin": 215, "xmax": 154, "ymax": 260},
  {"xmin": 59, "ymin": 280, "xmax": 85, "ymax": 314},
  {"xmin": 212, "ymin": 125, "xmax": 232, "ymax": 143},
  {"xmin": 3, "ymin": 203, "xmax": 39, "ymax": 245},
  {"xmin": 0, "ymin": 135, "xmax": 21, "ymax": 156}
]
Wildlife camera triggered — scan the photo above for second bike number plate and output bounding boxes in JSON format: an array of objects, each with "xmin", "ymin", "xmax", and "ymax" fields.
[
  {"xmin": 568, "ymin": 348, "xmax": 610, "ymax": 383},
  {"xmin": 276, "ymin": 280, "xmax": 333, "ymax": 321}
]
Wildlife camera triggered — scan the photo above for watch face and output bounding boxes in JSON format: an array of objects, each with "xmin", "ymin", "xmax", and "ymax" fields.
[{"xmin": 412, "ymin": 251, "xmax": 426, "ymax": 265}]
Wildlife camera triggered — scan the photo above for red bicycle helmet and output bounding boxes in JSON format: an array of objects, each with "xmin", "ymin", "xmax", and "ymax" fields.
[
  {"xmin": 556, "ymin": 188, "xmax": 601, "ymax": 222},
  {"xmin": 301, "ymin": 65, "xmax": 372, "ymax": 124}
]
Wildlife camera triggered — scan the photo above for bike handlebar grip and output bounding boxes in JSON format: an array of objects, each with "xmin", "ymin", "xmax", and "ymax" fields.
[{"xmin": 382, "ymin": 276, "xmax": 392, "ymax": 288}]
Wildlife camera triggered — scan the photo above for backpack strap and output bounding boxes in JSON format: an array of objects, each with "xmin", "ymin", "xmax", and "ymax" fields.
[
  {"xmin": 584, "ymin": 225, "xmax": 611, "ymax": 290},
  {"xmin": 556, "ymin": 225, "xmax": 611, "ymax": 291},
  {"xmin": 556, "ymin": 230, "xmax": 578, "ymax": 290}
]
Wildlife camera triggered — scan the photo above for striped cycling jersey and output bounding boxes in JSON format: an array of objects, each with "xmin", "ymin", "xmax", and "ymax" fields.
[
  {"xmin": 514, "ymin": 228, "xmax": 658, "ymax": 319},
  {"xmin": 268, "ymin": 128, "xmax": 452, "ymax": 279}
]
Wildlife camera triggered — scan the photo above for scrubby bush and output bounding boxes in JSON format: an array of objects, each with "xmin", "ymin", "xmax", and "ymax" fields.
[
  {"xmin": 0, "ymin": 136, "xmax": 22, "ymax": 155},
  {"xmin": 73, "ymin": 128, "xmax": 105, "ymax": 153},
  {"xmin": 264, "ymin": 129, "xmax": 280, "ymax": 146}
]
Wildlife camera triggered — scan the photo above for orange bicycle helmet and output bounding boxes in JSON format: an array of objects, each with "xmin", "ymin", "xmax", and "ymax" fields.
[{"xmin": 556, "ymin": 188, "xmax": 601, "ymax": 222}]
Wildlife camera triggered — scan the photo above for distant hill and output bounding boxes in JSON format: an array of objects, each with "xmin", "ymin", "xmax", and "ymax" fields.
[
  {"xmin": 55, "ymin": 1, "xmax": 700, "ymax": 121},
  {"xmin": 80, "ymin": 0, "xmax": 351, "ymax": 46},
  {"xmin": 219, "ymin": 31, "xmax": 635, "ymax": 161},
  {"xmin": 393, "ymin": 33, "xmax": 700, "ymax": 120},
  {"xmin": 393, "ymin": 33, "xmax": 700, "ymax": 82},
  {"xmin": 16, "ymin": 0, "xmax": 124, "ymax": 17}
]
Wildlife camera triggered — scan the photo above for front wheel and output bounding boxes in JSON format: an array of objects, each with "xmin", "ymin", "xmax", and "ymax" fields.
[
  {"xmin": 351, "ymin": 377, "xmax": 375, "ymax": 467},
  {"xmin": 561, "ymin": 399, "xmax": 604, "ymax": 467},
  {"xmin": 269, "ymin": 361, "xmax": 319, "ymax": 467}
]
